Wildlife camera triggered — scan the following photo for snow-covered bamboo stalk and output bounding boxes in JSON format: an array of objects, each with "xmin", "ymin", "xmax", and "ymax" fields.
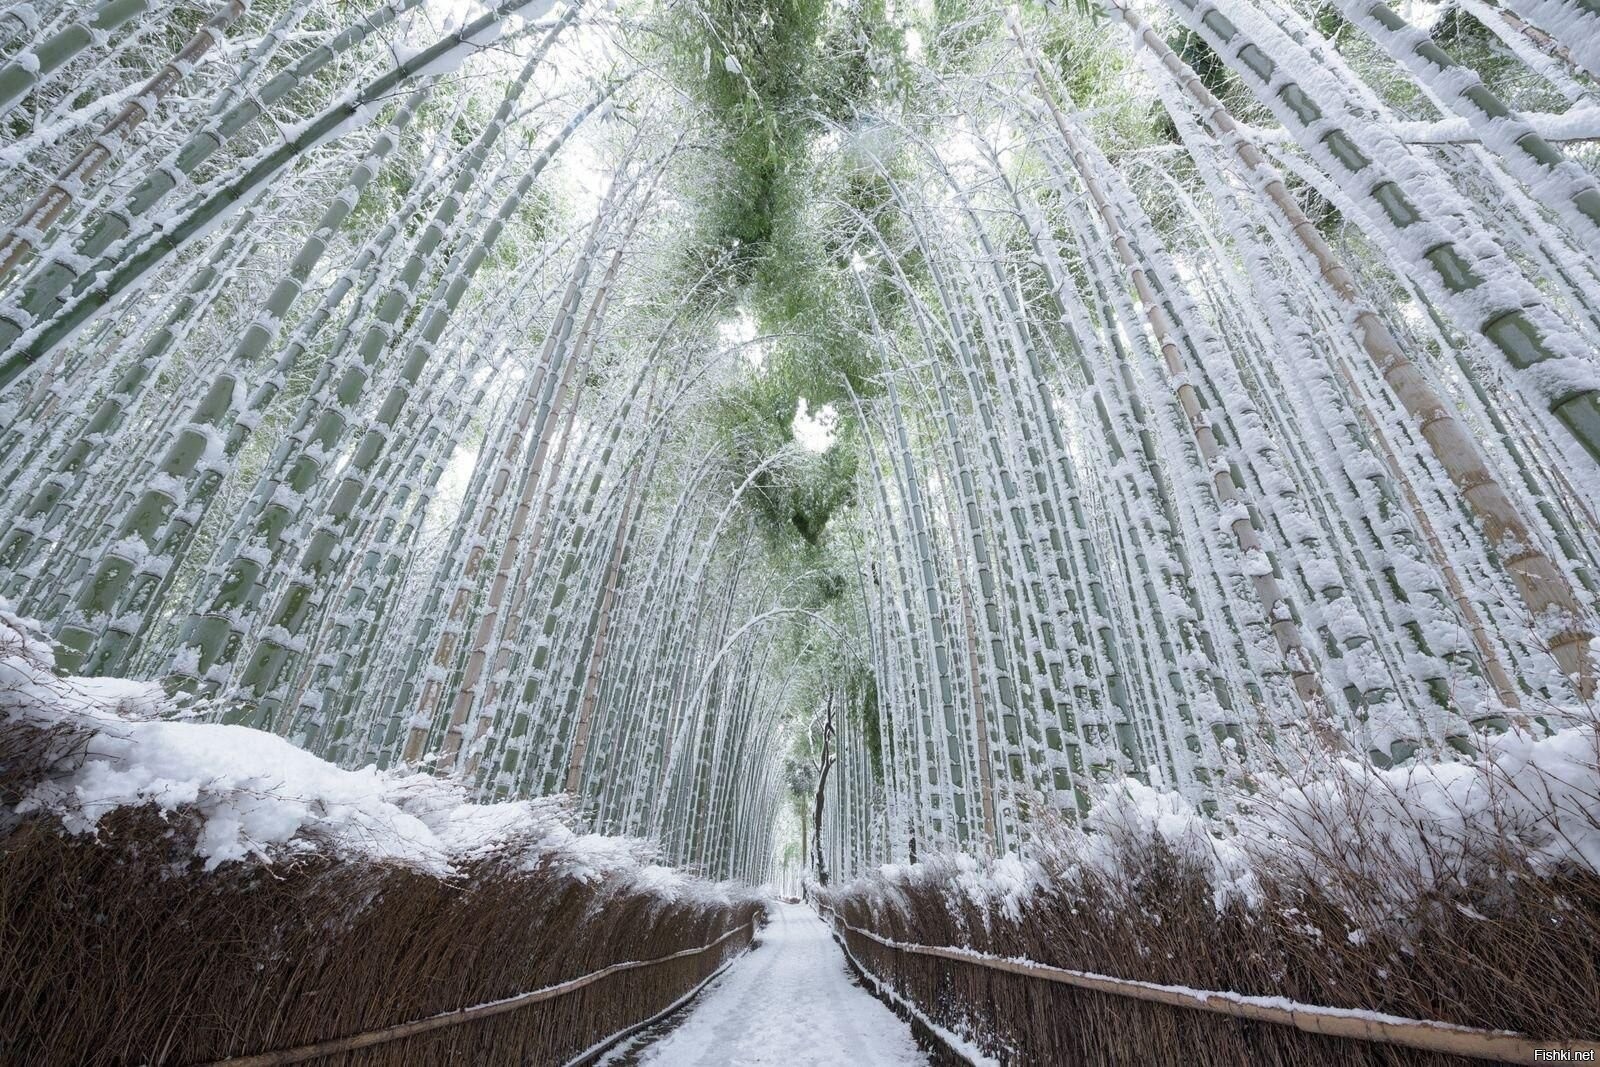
[
  {"xmin": 1017, "ymin": 38, "xmax": 1346, "ymax": 754},
  {"xmin": 0, "ymin": 0, "xmax": 250, "ymax": 280},
  {"xmin": 1106, "ymin": 0, "xmax": 1596, "ymax": 699},
  {"xmin": 0, "ymin": 0, "xmax": 150, "ymax": 117}
]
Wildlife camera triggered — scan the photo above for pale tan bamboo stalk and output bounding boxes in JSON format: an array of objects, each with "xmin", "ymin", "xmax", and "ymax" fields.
[
  {"xmin": 457, "ymin": 150, "xmax": 681, "ymax": 776},
  {"xmin": 1105, "ymin": 0, "xmax": 1595, "ymax": 699},
  {"xmin": 0, "ymin": 0, "xmax": 249, "ymax": 280},
  {"xmin": 564, "ymin": 456, "xmax": 647, "ymax": 794},
  {"xmin": 1498, "ymin": 3, "xmax": 1586, "ymax": 72},
  {"xmin": 452, "ymin": 242, "xmax": 645, "ymax": 776},
  {"xmin": 462, "ymin": 357, "xmax": 593, "ymax": 778},
  {"xmin": 943, "ymin": 494, "xmax": 997, "ymax": 853},
  {"xmin": 1016, "ymin": 37, "xmax": 1347, "ymax": 752},
  {"xmin": 401, "ymin": 224, "xmax": 607, "ymax": 765},
  {"xmin": 436, "ymin": 231, "xmax": 633, "ymax": 772},
  {"xmin": 1327, "ymin": 361, "xmax": 1523, "ymax": 712},
  {"xmin": 433, "ymin": 360, "xmax": 587, "ymax": 772}
]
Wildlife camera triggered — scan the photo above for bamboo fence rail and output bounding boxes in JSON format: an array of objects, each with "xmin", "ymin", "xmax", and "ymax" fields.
[
  {"xmin": 817, "ymin": 905, "xmax": 1600, "ymax": 1064},
  {"xmin": 201, "ymin": 918, "xmax": 758, "ymax": 1067}
]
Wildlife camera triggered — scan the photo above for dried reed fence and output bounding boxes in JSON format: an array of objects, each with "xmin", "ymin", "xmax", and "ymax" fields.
[
  {"xmin": 819, "ymin": 843, "xmax": 1600, "ymax": 1066},
  {"xmin": 0, "ymin": 723, "xmax": 763, "ymax": 1066}
]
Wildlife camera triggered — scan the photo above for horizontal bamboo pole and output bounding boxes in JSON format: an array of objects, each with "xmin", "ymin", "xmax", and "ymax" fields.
[
  {"xmin": 200, "ymin": 918, "xmax": 757, "ymax": 1067},
  {"xmin": 819, "ymin": 907, "xmax": 1599, "ymax": 1063},
  {"xmin": 561, "ymin": 945, "xmax": 746, "ymax": 1067}
]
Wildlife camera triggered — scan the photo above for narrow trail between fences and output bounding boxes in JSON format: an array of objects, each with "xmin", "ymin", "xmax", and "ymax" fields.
[{"xmin": 603, "ymin": 902, "xmax": 929, "ymax": 1066}]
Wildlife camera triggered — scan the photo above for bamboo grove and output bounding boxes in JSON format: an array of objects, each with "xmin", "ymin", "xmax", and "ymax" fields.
[{"xmin": 1, "ymin": 0, "xmax": 1598, "ymax": 885}]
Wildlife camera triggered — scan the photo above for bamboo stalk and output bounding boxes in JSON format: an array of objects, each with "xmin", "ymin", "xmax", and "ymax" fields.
[
  {"xmin": 0, "ymin": 0, "xmax": 250, "ymax": 282},
  {"xmin": 1108, "ymin": 0, "xmax": 1595, "ymax": 698}
]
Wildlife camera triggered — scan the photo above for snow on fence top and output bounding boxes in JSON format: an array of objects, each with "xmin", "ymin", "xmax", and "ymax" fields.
[
  {"xmin": 0, "ymin": 598, "xmax": 744, "ymax": 904},
  {"xmin": 840, "ymin": 710, "xmax": 1600, "ymax": 923}
]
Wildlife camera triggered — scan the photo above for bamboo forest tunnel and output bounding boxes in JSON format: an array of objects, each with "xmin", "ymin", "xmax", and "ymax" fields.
[{"xmin": 2, "ymin": 0, "xmax": 1600, "ymax": 1059}]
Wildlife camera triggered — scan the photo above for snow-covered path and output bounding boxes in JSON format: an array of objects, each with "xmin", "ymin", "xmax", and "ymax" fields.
[{"xmin": 626, "ymin": 901, "xmax": 928, "ymax": 1066}]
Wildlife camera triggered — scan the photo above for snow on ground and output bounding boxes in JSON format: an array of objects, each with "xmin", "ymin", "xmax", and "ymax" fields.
[{"xmin": 620, "ymin": 902, "xmax": 927, "ymax": 1066}]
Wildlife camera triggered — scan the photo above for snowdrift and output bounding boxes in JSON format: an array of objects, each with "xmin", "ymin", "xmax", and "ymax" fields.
[
  {"xmin": 821, "ymin": 726, "xmax": 1600, "ymax": 1064},
  {"xmin": 0, "ymin": 603, "xmax": 763, "ymax": 1066}
]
